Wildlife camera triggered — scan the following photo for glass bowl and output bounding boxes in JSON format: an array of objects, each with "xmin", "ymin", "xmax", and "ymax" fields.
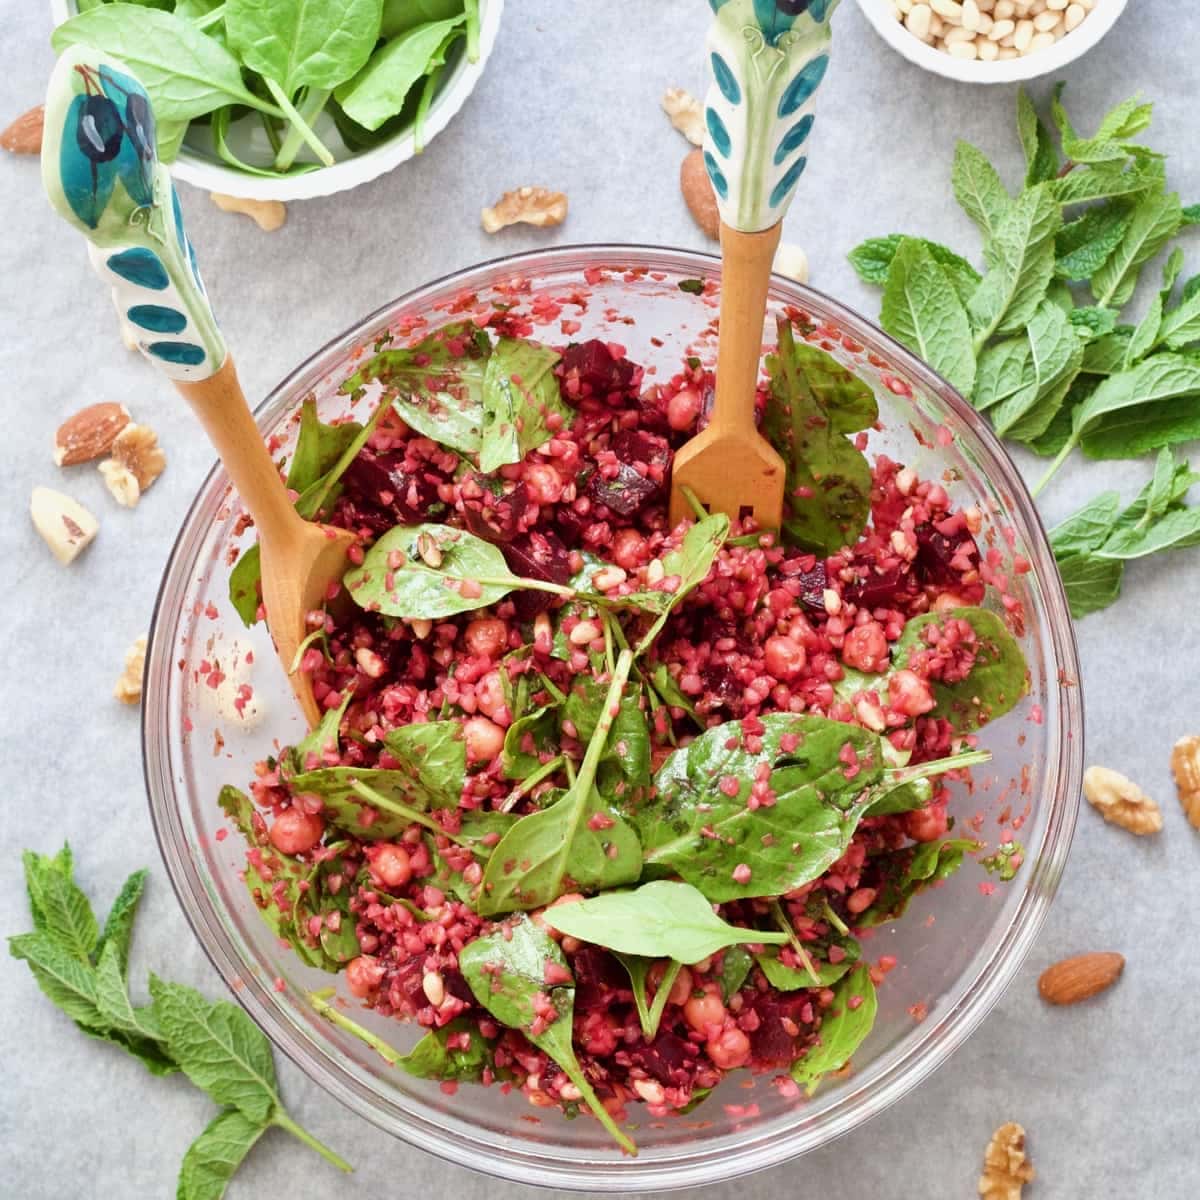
[{"xmin": 144, "ymin": 245, "xmax": 1083, "ymax": 1191}]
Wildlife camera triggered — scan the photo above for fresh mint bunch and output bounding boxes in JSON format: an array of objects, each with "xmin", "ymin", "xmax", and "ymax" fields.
[
  {"xmin": 849, "ymin": 86, "xmax": 1200, "ymax": 618},
  {"xmin": 9, "ymin": 847, "xmax": 351, "ymax": 1200}
]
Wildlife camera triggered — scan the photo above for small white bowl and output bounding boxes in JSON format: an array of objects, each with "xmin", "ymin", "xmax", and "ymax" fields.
[
  {"xmin": 855, "ymin": 0, "xmax": 1127, "ymax": 83},
  {"xmin": 49, "ymin": 0, "xmax": 504, "ymax": 200}
]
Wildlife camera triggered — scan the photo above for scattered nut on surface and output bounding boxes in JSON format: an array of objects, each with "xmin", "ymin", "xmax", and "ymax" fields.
[
  {"xmin": 30, "ymin": 486, "xmax": 99, "ymax": 565},
  {"xmin": 1171, "ymin": 736, "xmax": 1200, "ymax": 830},
  {"xmin": 99, "ymin": 459, "xmax": 141, "ymax": 508},
  {"xmin": 773, "ymin": 242, "xmax": 810, "ymax": 284},
  {"xmin": 680, "ymin": 148, "xmax": 719, "ymax": 241},
  {"xmin": 1, "ymin": 104, "xmax": 44, "ymax": 154},
  {"xmin": 111, "ymin": 423, "xmax": 167, "ymax": 492},
  {"xmin": 210, "ymin": 192, "xmax": 287, "ymax": 232},
  {"xmin": 662, "ymin": 87, "xmax": 704, "ymax": 146},
  {"xmin": 1038, "ymin": 951, "xmax": 1124, "ymax": 1006},
  {"xmin": 114, "ymin": 635, "xmax": 148, "ymax": 706},
  {"xmin": 54, "ymin": 402, "xmax": 131, "ymax": 467},
  {"xmin": 1083, "ymin": 765, "xmax": 1162, "ymax": 835},
  {"xmin": 480, "ymin": 186, "xmax": 568, "ymax": 235},
  {"xmin": 978, "ymin": 1122, "xmax": 1034, "ymax": 1200}
]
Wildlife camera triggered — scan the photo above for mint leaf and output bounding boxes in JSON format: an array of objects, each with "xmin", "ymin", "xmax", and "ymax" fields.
[
  {"xmin": 1069, "ymin": 307, "xmax": 1119, "ymax": 340},
  {"xmin": 94, "ymin": 868, "xmax": 148, "ymax": 974},
  {"xmin": 1052, "ymin": 157, "xmax": 1165, "ymax": 206},
  {"xmin": 973, "ymin": 337, "xmax": 1030, "ymax": 414},
  {"xmin": 8, "ymin": 931, "xmax": 103, "ymax": 1027},
  {"xmin": 24, "ymin": 856, "xmax": 98, "ymax": 965},
  {"xmin": 1049, "ymin": 491, "xmax": 1121, "ymax": 557},
  {"xmin": 848, "ymin": 235, "xmax": 980, "ymax": 304},
  {"xmin": 1092, "ymin": 188, "xmax": 1182, "ymax": 307},
  {"xmin": 1158, "ymin": 288, "xmax": 1200, "ymax": 350},
  {"xmin": 1016, "ymin": 88, "xmax": 1058, "ymax": 186},
  {"xmin": 1073, "ymin": 354, "xmax": 1200, "ymax": 458},
  {"xmin": 1124, "ymin": 295, "xmax": 1164, "ymax": 368},
  {"xmin": 1054, "ymin": 552, "xmax": 1124, "ymax": 617},
  {"xmin": 881, "ymin": 238, "xmax": 976, "ymax": 396},
  {"xmin": 1095, "ymin": 506, "xmax": 1200, "ymax": 560},
  {"xmin": 952, "ymin": 140, "xmax": 1011, "ymax": 241},
  {"xmin": 1055, "ymin": 203, "xmax": 1133, "ymax": 281},
  {"xmin": 149, "ymin": 977, "xmax": 279, "ymax": 1123},
  {"xmin": 177, "ymin": 1109, "xmax": 267, "ymax": 1200},
  {"xmin": 968, "ymin": 185, "xmax": 1060, "ymax": 347}
]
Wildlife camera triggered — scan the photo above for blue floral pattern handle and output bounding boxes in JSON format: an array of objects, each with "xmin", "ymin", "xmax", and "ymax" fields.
[
  {"xmin": 704, "ymin": 0, "xmax": 839, "ymax": 233},
  {"xmin": 41, "ymin": 45, "xmax": 225, "ymax": 381}
]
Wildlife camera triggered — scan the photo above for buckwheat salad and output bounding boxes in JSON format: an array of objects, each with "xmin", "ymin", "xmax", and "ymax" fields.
[{"xmin": 219, "ymin": 283, "xmax": 1031, "ymax": 1155}]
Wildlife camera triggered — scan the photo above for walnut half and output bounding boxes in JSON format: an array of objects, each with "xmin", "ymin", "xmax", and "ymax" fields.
[
  {"xmin": 114, "ymin": 635, "xmax": 148, "ymax": 705},
  {"xmin": 979, "ymin": 1122, "xmax": 1035, "ymax": 1200},
  {"xmin": 1082, "ymin": 765, "xmax": 1162, "ymax": 835},
  {"xmin": 481, "ymin": 187, "xmax": 567, "ymax": 235},
  {"xmin": 1171, "ymin": 736, "xmax": 1200, "ymax": 830}
]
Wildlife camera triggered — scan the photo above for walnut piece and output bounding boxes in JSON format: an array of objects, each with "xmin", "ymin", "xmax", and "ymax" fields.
[
  {"xmin": 481, "ymin": 187, "xmax": 568, "ymax": 235},
  {"xmin": 662, "ymin": 87, "xmax": 704, "ymax": 146},
  {"xmin": 99, "ymin": 460, "xmax": 141, "ymax": 508},
  {"xmin": 1083, "ymin": 765, "xmax": 1162, "ymax": 835},
  {"xmin": 111, "ymin": 423, "xmax": 166, "ymax": 491},
  {"xmin": 114, "ymin": 635, "xmax": 148, "ymax": 705},
  {"xmin": 30, "ymin": 487, "xmax": 99, "ymax": 565},
  {"xmin": 210, "ymin": 192, "xmax": 287, "ymax": 231},
  {"xmin": 979, "ymin": 1122, "xmax": 1035, "ymax": 1200},
  {"xmin": 1171, "ymin": 736, "xmax": 1200, "ymax": 830}
]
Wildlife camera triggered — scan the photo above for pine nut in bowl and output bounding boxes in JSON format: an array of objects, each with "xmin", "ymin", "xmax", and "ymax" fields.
[
  {"xmin": 145, "ymin": 247, "xmax": 1083, "ymax": 1189},
  {"xmin": 855, "ymin": 0, "xmax": 1127, "ymax": 82}
]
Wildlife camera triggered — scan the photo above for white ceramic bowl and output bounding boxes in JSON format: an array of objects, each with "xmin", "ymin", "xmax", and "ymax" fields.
[
  {"xmin": 49, "ymin": 0, "xmax": 503, "ymax": 200},
  {"xmin": 855, "ymin": 0, "xmax": 1127, "ymax": 83}
]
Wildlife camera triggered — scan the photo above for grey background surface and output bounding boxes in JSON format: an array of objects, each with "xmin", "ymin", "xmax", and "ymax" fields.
[{"xmin": 2, "ymin": 1, "xmax": 1198, "ymax": 1196}]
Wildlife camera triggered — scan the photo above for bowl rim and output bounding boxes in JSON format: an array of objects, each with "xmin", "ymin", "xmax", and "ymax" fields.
[
  {"xmin": 144, "ymin": 243, "xmax": 1084, "ymax": 1191},
  {"xmin": 854, "ymin": 0, "xmax": 1128, "ymax": 83},
  {"xmin": 47, "ymin": 0, "xmax": 505, "ymax": 201}
]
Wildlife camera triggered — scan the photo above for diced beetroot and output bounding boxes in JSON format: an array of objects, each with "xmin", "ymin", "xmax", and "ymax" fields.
[
  {"xmin": 632, "ymin": 1031, "xmax": 700, "ymax": 1086},
  {"xmin": 635, "ymin": 389, "xmax": 671, "ymax": 434},
  {"xmin": 781, "ymin": 557, "xmax": 829, "ymax": 614},
  {"xmin": 571, "ymin": 946, "xmax": 629, "ymax": 1011},
  {"xmin": 701, "ymin": 662, "xmax": 740, "ymax": 708},
  {"xmin": 341, "ymin": 449, "xmax": 442, "ymax": 523},
  {"xmin": 611, "ymin": 429, "xmax": 672, "ymax": 473},
  {"xmin": 583, "ymin": 462, "xmax": 660, "ymax": 517},
  {"xmin": 461, "ymin": 479, "xmax": 532, "ymax": 544},
  {"xmin": 915, "ymin": 522, "xmax": 979, "ymax": 586},
  {"xmin": 554, "ymin": 504, "xmax": 587, "ymax": 547},
  {"xmin": 560, "ymin": 340, "xmax": 639, "ymax": 403},
  {"xmin": 503, "ymin": 529, "xmax": 572, "ymax": 618},
  {"xmin": 846, "ymin": 561, "xmax": 917, "ymax": 610},
  {"xmin": 442, "ymin": 967, "xmax": 474, "ymax": 1004},
  {"xmin": 745, "ymin": 992, "xmax": 810, "ymax": 1065}
]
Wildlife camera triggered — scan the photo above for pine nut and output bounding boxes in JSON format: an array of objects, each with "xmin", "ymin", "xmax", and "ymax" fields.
[
  {"xmin": 892, "ymin": 0, "xmax": 1093, "ymax": 61},
  {"xmin": 988, "ymin": 17, "xmax": 1015, "ymax": 37},
  {"xmin": 422, "ymin": 972, "xmax": 445, "ymax": 1006},
  {"xmin": 1064, "ymin": 2, "xmax": 1085, "ymax": 27},
  {"xmin": 977, "ymin": 36, "xmax": 1000, "ymax": 58},
  {"xmin": 1033, "ymin": 10, "xmax": 1061, "ymax": 31},
  {"xmin": 1028, "ymin": 29, "xmax": 1057, "ymax": 49},
  {"xmin": 962, "ymin": 0, "xmax": 981, "ymax": 28},
  {"xmin": 948, "ymin": 39, "xmax": 979, "ymax": 57},
  {"xmin": 569, "ymin": 620, "xmax": 601, "ymax": 645},
  {"xmin": 930, "ymin": 0, "xmax": 964, "ymax": 19}
]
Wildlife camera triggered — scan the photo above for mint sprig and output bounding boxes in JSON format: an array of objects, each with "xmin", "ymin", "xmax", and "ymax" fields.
[
  {"xmin": 849, "ymin": 84, "xmax": 1200, "ymax": 617},
  {"xmin": 8, "ymin": 847, "xmax": 351, "ymax": 1198}
]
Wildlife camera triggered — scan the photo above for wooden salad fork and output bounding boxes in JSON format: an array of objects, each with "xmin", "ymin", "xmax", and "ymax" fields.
[
  {"xmin": 669, "ymin": 0, "xmax": 840, "ymax": 529},
  {"xmin": 42, "ymin": 46, "xmax": 352, "ymax": 727}
]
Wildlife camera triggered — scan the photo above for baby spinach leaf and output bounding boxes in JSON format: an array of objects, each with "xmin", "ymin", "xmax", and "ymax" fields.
[
  {"xmin": 606, "ymin": 513, "xmax": 729, "ymax": 618},
  {"xmin": 382, "ymin": 0, "xmax": 467, "ymax": 36},
  {"xmin": 952, "ymin": 140, "xmax": 1011, "ymax": 241},
  {"xmin": 857, "ymin": 838, "xmax": 980, "ymax": 927},
  {"xmin": 563, "ymin": 675, "xmax": 650, "ymax": 788},
  {"xmin": 459, "ymin": 917, "xmax": 637, "ymax": 1155},
  {"xmin": 764, "ymin": 319, "xmax": 873, "ymax": 555},
  {"xmin": 967, "ymin": 185, "xmax": 1060, "ymax": 349},
  {"xmin": 615, "ymin": 954, "xmax": 682, "ymax": 1040},
  {"xmin": 1016, "ymin": 86, "xmax": 1059, "ymax": 186},
  {"xmin": 861, "ymin": 776, "xmax": 932, "ymax": 818},
  {"xmin": 345, "ymin": 522, "xmax": 571, "ymax": 619},
  {"xmin": 891, "ymin": 608, "xmax": 1028, "ymax": 733},
  {"xmin": 718, "ymin": 945, "xmax": 754, "ymax": 1001},
  {"xmin": 648, "ymin": 663, "xmax": 700, "ymax": 723},
  {"xmin": 1092, "ymin": 187, "xmax": 1182, "ymax": 308},
  {"xmin": 638, "ymin": 713, "xmax": 885, "ymax": 903},
  {"xmin": 790, "ymin": 964, "xmax": 877, "ymax": 1094},
  {"xmin": 479, "ymin": 337, "xmax": 570, "ymax": 473},
  {"xmin": 341, "ymin": 323, "xmax": 489, "ymax": 456},
  {"xmin": 782, "ymin": 341, "xmax": 879, "ymax": 432},
  {"xmin": 881, "ymin": 238, "xmax": 976, "ymax": 397},
  {"xmin": 396, "ymin": 1017, "xmax": 496, "ymax": 1081},
  {"xmin": 502, "ymin": 704, "xmax": 561, "ymax": 780},
  {"xmin": 848, "ymin": 235, "xmax": 980, "ymax": 304},
  {"xmin": 177, "ymin": 1108, "xmax": 266, "ymax": 1200},
  {"xmin": 755, "ymin": 937, "xmax": 859, "ymax": 990},
  {"xmin": 543, "ymin": 881, "xmax": 788, "ymax": 963},
  {"xmin": 478, "ymin": 652, "xmax": 642, "ymax": 914},
  {"xmin": 226, "ymin": 0, "xmax": 382, "ymax": 95},
  {"xmin": 335, "ymin": 15, "xmax": 465, "ymax": 131},
  {"xmin": 51, "ymin": 6, "xmax": 269, "ymax": 123},
  {"xmin": 285, "ymin": 400, "xmax": 365, "ymax": 496},
  {"xmin": 382, "ymin": 720, "xmax": 466, "ymax": 809}
]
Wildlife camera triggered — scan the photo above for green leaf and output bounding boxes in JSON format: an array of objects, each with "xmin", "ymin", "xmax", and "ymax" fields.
[
  {"xmin": 972, "ymin": 337, "xmax": 1031, "ymax": 414},
  {"xmin": 614, "ymin": 954, "xmax": 681, "ymax": 1040},
  {"xmin": 952, "ymin": 140, "xmax": 1011, "ymax": 241},
  {"xmin": 94, "ymin": 940, "xmax": 173, "ymax": 1057},
  {"xmin": 755, "ymin": 937, "xmax": 859, "ymax": 989},
  {"xmin": 543, "ymin": 881, "xmax": 788, "ymax": 963},
  {"xmin": 21, "ymin": 846, "xmax": 75, "ymax": 938},
  {"xmin": 1092, "ymin": 188, "xmax": 1182, "ymax": 308},
  {"xmin": 177, "ymin": 1109, "xmax": 266, "ymax": 1200},
  {"xmin": 27, "ymin": 856, "xmax": 99, "ymax": 965},
  {"xmin": 604, "ymin": 513, "xmax": 729, "ymax": 618},
  {"xmin": 764, "ymin": 320, "xmax": 873, "ymax": 555},
  {"xmin": 1053, "ymin": 90, "xmax": 1154, "ymax": 165},
  {"xmin": 892, "ymin": 608, "xmax": 1028, "ymax": 733},
  {"xmin": 862, "ymin": 776, "xmax": 933, "ymax": 818},
  {"xmin": 9, "ymin": 931, "xmax": 104, "ymax": 1027},
  {"xmin": 1080, "ymin": 328, "xmax": 1135, "ymax": 376},
  {"xmin": 1051, "ymin": 157, "xmax": 1165, "ymax": 206},
  {"xmin": 1069, "ymin": 307, "xmax": 1119, "ymax": 341},
  {"xmin": 225, "ymin": 0, "xmax": 382, "ymax": 94},
  {"xmin": 882, "ymin": 238, "xmax": 976, "ymax": 396},
  {"xmin": 95, "ymin": 868, "xmax": 148, "ymax": 974},
  {"xmin": 1158, "ymin": 288, "xmax": 1200, "ymax": 351},
  {"xmin": 479, "ymin": 337, "xmax": 569, "ymax": 473},
  {"xmin": 341, "ymin": 324, "xmax": 488, "ymax": 456},
  {"xmin": 967, "ymin": 185, "xmax": 1060, "ymax": 347},
  {"xmin": 638, "ymin": 713, "xmax": 885, "ymax": 903},
  {"xmin": 1054, "ymin": 552, "xmax": 1124, "ymax": 618},
  {"xmin": 1048, "ymin": 491, "xmax": 1121, "ymax": 557},
  {"xmin": 1095, "ymin": 506, "xmax": 1200, "ymax": 560},
  {"xmin": 381, "ymin": 720, "xmax": 467, "ymax": 809},
  {"xmin": 478, "ymin": 652, "xmax": 642, "ymax": 915},
  {"xmin": 381, "ymin": 0, "xmax": 465, "ymax": 36},
  {"xmin": 1016, "ymin": 88, "xmax": 1058, "ymax": 186},
  {"xmin": 288, "ymin": 691, "xmax": 351, "ymax": 771},
  {"xmin": 149, "ymin": 977, "xmax": 279, "ymax": 1123},
  {"xmin": 1055, "ymin": 204, "xmax": 1133, "ymax": 281},
  {"xmin": 790, "ymin": 965, "xmax": 877, "ymax": 1094},
  {"xmin": 334, "ymin": 15, "xmax": 465, "ymax": 131},
  {"xmin": 1124, "ymin": 296, "xmax": 1164, "ymax": 368},
  {"xmin": 501, "ymin": 703, "xmax": 560, "ymax": 780},
  {"xmin": 718, "ymin": 945, "xmax": 754, "ymax": 1002},
  {"xmin": 847, "ymin": 235, "xmax": 980, "ymax": 304},
  {"xmin": 344, "ymin": 523, "xmax": 561, "ymax": 619},
  {"xmin": 459, "ymin": 918, "xmax": 637, "ymax": 1155},
  {"xmin": 51, "ymin": 5, "xmax": 266, "ymax": 123},
  {"xmin": 858, "ymin": 839, "xmax": 979, "ymax": 927},
  {"xmin": 395, "ymin": 1018, "xmax": 496, "ymax": 1081},
  {"xmin": 228, "ymin": 544, "xmax": 262, "ymax": 627},
  {"xmin": 1142, "ymin": 448, "xmax": 1183, "ymax": 524},
  {"xmin": 285, "ymin": 400, "xmax": 364, "ymax": 496}
]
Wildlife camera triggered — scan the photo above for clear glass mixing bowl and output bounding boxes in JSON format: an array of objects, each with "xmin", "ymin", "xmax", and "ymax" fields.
[{"xmin": 144, "ymin": 245, "xmax": 1083, "ymax": 1191}]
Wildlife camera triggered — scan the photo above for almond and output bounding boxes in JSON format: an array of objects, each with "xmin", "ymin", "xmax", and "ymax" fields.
[
  {"xmin": 1038, "ymin": 951, "xmax": 1124, "ymax": 1006},
  {"xmin": 680, "ymin": 149, "xmax": 719, "ymax": 241},
  {"xmin": 54, "ymin": 402, "xmax": 131, "ymax": 467},
  {"xmin": 1, "ymin": 105, "xmax": 44, "ymax": 154}
]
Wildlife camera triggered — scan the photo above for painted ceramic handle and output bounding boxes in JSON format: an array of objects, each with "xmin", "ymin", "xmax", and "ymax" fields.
[
  {"xmin": 41, "ymin": 45, "xmax": 225, "ymax": 382},
  {"xmin": 703, "ymin": 0, "xmax": 839, "ymax": 234}
]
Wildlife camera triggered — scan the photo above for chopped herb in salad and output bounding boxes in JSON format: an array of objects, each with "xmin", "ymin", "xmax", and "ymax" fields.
[{"xmin": 221, "ymin": 300, "xmax": 1031, "ymax": 1154}]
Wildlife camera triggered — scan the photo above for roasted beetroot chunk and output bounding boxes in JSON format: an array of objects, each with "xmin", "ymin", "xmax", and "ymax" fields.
[{"xmin": 560, "ymin": 339, "xmax": 640, "ymax": 403}]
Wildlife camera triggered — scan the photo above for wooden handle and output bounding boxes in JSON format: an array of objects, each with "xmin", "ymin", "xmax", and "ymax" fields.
[
  {"xmin": 173, "ymin": 356, "xmax": 300, "ymax": 547},
  {"xmin": 712, "ymin": 222, "xmax": 782, "ymax": 433}
]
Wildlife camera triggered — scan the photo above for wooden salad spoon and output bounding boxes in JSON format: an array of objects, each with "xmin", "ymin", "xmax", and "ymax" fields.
[
  {"xmin": 669, "ymin": 0, "xmax": 840, "ymax": 529},
  {"xmin": 42, "ymin": 46, "xmax": 351, "ymax": 727}
]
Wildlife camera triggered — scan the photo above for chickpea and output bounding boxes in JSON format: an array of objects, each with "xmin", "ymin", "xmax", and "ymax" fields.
[
  {"xmin": 842, "ymin": 621, "xmax": 890, "ymax": 673},
  {"xmin": 463, "ymin": 716, "xmax": 505, "ymax": 763},
  {"xmin": 268, "ymin": 808, "xmax": 324, "ymax": 856},
  {"xmin": 906, "ymin": 804, "xmax": 949, "ymax": 843},
  {"xmin": 473, "ymin": 670, "xmax": 506, "ymax": 720},
  {"xmin": 346, "ymin": 955, "xmax": 384, "ymax": 998},
  {"xmin": 523, "ymin": 461, "xmax": 564, "ymax": 505},
  {"xmin": 367, "ymin": 842, "xmax": 412, "ymax": 889},
  {"xmin": 464, "ymin": 617, "xmax": 508, "ymax": 659},
  {"xmin": 612, "ymin": 528, "xmax": 647, "ymax": 571},
  {"xmin": 706, "ymin": 1025, "xmax": 751, "ymax": 1070},
  {"xmin": 683, "ymin": 983, "xmax": 726, "ymax": 1033},
  {"xmin": 667, "ymin": 386, "xmax": 702, "ymax": 432},
  {"xmin": 763, "ymin": 635, "xmax": 807, "ymax": 681}
]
